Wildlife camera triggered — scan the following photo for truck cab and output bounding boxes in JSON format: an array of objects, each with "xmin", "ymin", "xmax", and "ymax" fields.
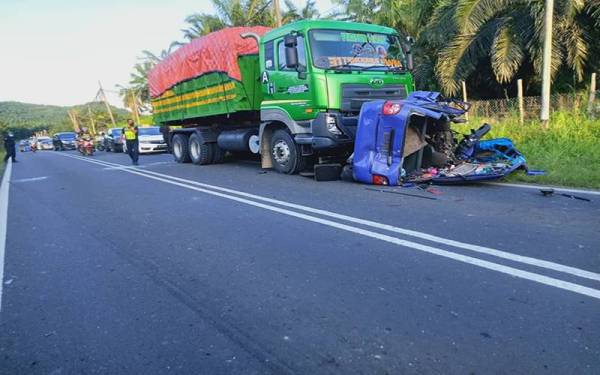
[{"xmin": 258, "ymin": 20, "xmax": 414, "ymax": 173}]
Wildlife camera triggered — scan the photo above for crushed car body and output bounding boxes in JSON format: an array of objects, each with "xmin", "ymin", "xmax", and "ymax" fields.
[{"xmin": 350, "ymin": 91, "xmax": 527, "ymax": 186}]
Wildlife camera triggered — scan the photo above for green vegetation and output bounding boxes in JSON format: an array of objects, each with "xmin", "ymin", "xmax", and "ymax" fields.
[
  {"xmin": 334, "ymin": 0, "xmax": 600, "ymax": 97},
  {"xmin": 461, "ymin": 113, "xmax": 600, "ymax": 189},
  {"xmin": 0, "ymin": 101, "xmax": 133, "ymax": 138}
]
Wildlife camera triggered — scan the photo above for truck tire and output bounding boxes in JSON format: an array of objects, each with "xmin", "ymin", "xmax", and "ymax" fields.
[
  {"xmin": 211, "ymin": 143, "xmax": 225, "ymax": 164},
  {"xmin": 189, "ymin": 133, "xmax": 212, "ymax": 165},
  {"xmin": 173, "ymin": 133, "xmax": 191, "ymax": 163},
  {"xmin": 270, "ymin": 129, "xmax": 306, "ymax": 174}
]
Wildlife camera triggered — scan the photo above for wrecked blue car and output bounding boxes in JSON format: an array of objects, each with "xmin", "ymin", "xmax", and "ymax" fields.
[{"xmin": 351, "ymin": 91, "xmax": 527, "ymax": 186}]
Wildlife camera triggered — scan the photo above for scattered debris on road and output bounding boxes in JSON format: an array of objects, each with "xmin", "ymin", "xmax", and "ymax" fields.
[
  {"xmin": 365, "ymin": 187, "xmax": 438, "ymax": 200},
  {"xmin": 540, "ymin": 188, "xmax": 592, "ymax": 202}
]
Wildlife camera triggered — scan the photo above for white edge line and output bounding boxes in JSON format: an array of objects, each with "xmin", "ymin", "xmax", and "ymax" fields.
[
  {"xmin": 485, "ymin": 182, "xmax": 600, "ymax": 196},
  {"xmin": 12, "ymin": 176, "xmax": 48, "ymax": 183},
  {"xmin": 59, "ymin": 153, "xmax": 600, "ymax": 283},
  {"xmin": 0, "ymin": 160, "xmax": 13, "ymax": 311},
  {"xmin": 59, "ymin": 154, "xmax": 600, "ymax": 300}
]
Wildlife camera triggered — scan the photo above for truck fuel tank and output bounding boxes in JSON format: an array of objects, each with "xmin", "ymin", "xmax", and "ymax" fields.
[{"xmin": 217, "ymin": 128, "xmax": 259, "ymax": 152}]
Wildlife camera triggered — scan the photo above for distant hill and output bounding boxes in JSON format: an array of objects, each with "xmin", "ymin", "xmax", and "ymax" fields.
[{"xmin": 0, "ymin": 101, "xmax": 132, "ymax": 138}]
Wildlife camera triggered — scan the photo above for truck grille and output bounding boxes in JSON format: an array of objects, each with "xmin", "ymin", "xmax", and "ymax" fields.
[{"xmin": 341, "ymin": 84, "xmax": 407, "ymax": 114}]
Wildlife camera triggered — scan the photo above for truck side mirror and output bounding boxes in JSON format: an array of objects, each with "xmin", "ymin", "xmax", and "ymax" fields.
[{"xmin": 284, "ymin": 34, "xmax": 299, "ymax": 69}]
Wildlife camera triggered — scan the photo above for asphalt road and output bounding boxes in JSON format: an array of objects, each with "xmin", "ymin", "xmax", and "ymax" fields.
[{"xmin": 1, "ymin": 150, "xmax": 599, "ymax": 374}]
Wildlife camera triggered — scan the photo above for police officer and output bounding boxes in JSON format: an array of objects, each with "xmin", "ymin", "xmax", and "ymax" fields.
[
  {"xmin": 3, "ymin": 131, "xmax": 17, "ymax": 163},
  {"xmin": 122, "ymin": 119, "xmax": 139, "ymax": 165}
]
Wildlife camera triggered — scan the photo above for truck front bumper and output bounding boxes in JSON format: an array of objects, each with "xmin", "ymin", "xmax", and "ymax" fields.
[{"xmin": 295, "ymin": 112, "xmax": 357, "ymax": 150}]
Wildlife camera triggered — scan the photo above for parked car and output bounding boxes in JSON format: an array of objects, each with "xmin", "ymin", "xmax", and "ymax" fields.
[
  {"xmin": 37, "ymin": 136, "xmax": 54, "ymax": 150},
  {"xmin": 52, "ymin": 132, "xmax": 77, "ymax": 151},
  {"xmin": 104, "ymin": 128, "xmax": 124, "ymax": 152},
  {"xmin": 122, "ymin": 126, "xmax": 167, "ymax": 154},
  {"xmin": 18, "ymin": 140, "xmax": 31, "ymax": 152}
]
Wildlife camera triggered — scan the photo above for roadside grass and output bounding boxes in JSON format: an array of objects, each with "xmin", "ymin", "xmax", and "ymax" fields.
[
  {"xmin": 459, "ymin": 111, "xmax": 600, "ymax": 189},
  {"xmin": 0, "ymin": 147, "xmax": 4, "ymax": 176}
]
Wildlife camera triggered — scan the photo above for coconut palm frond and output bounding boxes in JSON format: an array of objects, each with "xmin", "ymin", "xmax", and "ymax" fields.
[{"xmin": 491, "ymin": 21, "xmax": 524, "ymax": 83}]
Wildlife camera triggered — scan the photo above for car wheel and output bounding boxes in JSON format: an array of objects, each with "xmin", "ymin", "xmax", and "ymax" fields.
[
  {"xmin": 188, "ymin": 133, "xmax": 212, "ymax": 165},
  {"xmin": 172, "ymin": 134, "xmax": 191, "ymax": 163},
  {"xmin": 270, "ymin": 129, "xmax": 306, "ymax": 174}
]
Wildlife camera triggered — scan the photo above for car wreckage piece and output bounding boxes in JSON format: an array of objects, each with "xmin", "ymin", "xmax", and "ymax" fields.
[{"xmin": 351, "ymin": 91, "xmax": 527, "ymax": 186}]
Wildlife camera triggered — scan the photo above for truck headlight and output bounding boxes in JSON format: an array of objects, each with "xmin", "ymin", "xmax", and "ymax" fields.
[{"xmin": 326, "ymin": 115, "xmax": 342, "ymax": 135}]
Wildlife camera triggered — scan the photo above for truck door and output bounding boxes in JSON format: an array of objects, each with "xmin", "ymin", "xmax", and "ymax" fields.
[{"xmin": 262, "ymin": 35, "xmax": 312, "ymax": 121}]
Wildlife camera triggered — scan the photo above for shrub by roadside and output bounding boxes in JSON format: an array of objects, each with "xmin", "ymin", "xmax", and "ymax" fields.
[{"xmin": 0, "ymin": 146, "xmax": 5, "ymax": 176}]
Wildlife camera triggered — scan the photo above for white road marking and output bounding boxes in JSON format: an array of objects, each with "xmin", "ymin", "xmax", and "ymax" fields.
[
  {"xmin": 0, "ymin": 160, "xmax": 13, "ymax": 311},
  {"xmin": 485, "ymin": 182, "xmax": 600, "ymax": 196},
  {"xmin": 58, "ymin": 154, "xmax": 600, "ymax": 300},
  {"xmin": 62, "ymin": 153, "xmax": 600, "ymax": 283},
  {"xmin": 101, "ymin": 161, "xmax": 171, "ymax": 171},
  {"xmin": 12, "ymin": 176, "xmax": 48, "ymax": 183}
]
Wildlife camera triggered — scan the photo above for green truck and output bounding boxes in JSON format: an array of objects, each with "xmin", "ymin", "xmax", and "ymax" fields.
[{"xmin": 149, "ymin": 20, "xmax": 414, "ymax": 174}]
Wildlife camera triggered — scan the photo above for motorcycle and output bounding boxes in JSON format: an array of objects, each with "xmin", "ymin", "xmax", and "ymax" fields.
[
  {"xmin": 96, "ymin": 141, "xmax": 106, "ymax": 152},
  {"xmin": 77, "ymin": 137, "xmax": 95, "ymax": 156},
  {"xmin": 95, "ymin": 134, "xmax": 106, "ymax": 151}
]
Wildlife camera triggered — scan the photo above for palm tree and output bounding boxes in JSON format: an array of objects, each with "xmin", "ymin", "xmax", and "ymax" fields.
[
  {"xmin": 332, "ymin": 0, "xmax": 382, "ymax": 22},
  {"xmin": 181, "ymin": 13, "xmax": 226, "ymax": 40},
  {"xmin": 140, "ymin": 42, "xmax": 181, "ymax": 64},
  {"xmin": 433, "ymin": 0, "xmax": 599, "ymax": 95},
  {"xmin": 180, "ymin": 0, "xmax": 276, "ymax": 41},
  {"xmin": 119, "ymin": 42, "xmax": 180, "ymax": 109},
  {"xmin": 283, "ymin": 0, "xmax": 320, "ymax": 22},
  {"xmin": 211, "ymin": 0, "xmax": 275, "ymax": 27}
]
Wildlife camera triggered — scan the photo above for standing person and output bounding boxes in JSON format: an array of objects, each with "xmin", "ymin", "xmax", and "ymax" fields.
[
  {"xmin": 3, "ymin": 132, "xmax": 17, "ymax": 163},
  {"xmin": 122, "ymin": 119, "xmax": 139, "ymax": 165}
]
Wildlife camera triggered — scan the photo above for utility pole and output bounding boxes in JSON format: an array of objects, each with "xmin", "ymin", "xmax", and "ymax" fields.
[
  {"xmin": 588, "ymin": 72, "xmax": 597, "ymax": 117},
  {"xmin": 88, "ymin": 105, "xmax": 96, "ymax": 135},
  {"xmin": 540, "ymin": 0, "xmax": 554, "ymax": 127},
  {"xmin": 517, "ymin": 79, "xmax": 525, "ymax": 125},
  {"xmin": 68, "ymin": 110, "xmax": 80, "ymax": 132},
  {"xmin": 130, "ymin": 90, "xmax": 141, "ymax": 124},
  {"xmin": 461, "ymin": 81, "xmax": 469, "ymax": 121},
  {"xmin": 98, "ymin": 81, "xmax": 117, "ymax": 128},
  {"xmin": 273, "ymin": 0, "xmax": 282, "ymax": 27}
]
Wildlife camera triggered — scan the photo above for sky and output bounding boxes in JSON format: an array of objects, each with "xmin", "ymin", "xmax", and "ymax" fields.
[{"xmin": 0, "ymin": 0, "xmax": 335, "ymax": 108}]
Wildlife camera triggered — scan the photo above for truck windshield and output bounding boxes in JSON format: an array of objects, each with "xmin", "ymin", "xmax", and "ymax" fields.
[{"xmin": 308, "ymin": 29, "xmax": 405, "ymax": 71}]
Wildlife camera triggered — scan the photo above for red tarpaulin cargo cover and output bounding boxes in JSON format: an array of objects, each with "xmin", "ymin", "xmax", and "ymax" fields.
[{"xmin": 148, "ymin": 26, "xmax": 271, "ymax": 98}]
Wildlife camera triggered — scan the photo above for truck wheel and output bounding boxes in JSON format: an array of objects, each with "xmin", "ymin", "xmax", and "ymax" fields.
[
  {"xmin": 211, "ymin": 143, "xmax": 225, "ymax": 164},
  {"xmin": 172, "ymin": 134, "xmax": 191, "ymax": 163},
  {"xmin": 189, "ymin": 133, "xmax": 212, "ymax": 165},
  {"xmin": 270, "ymin": 129, "xmax": 306, "ymax": 174}
]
